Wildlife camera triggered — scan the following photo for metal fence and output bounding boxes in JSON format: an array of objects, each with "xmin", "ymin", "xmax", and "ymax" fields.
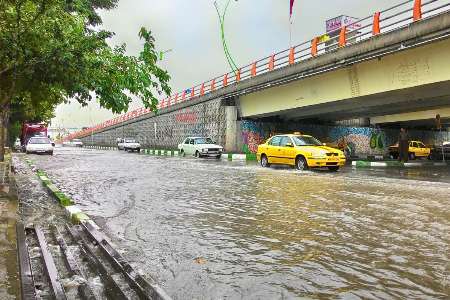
[{"xmin": 67, "ymin": 0, "xmax": 450, "ymax": 140}]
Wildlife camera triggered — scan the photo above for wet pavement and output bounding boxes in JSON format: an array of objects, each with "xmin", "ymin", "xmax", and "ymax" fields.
[
  {"xmin": 26, "ymin": 147, "xmax": 450, "ymax": 299},
  {"xmin": 0, "ymin": 160, "xmax": 20, "ymax": 300}
]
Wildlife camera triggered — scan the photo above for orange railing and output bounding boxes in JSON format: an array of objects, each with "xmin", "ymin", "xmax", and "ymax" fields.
[{"xmin": 66, "ymin": 0, "xmax": 450, "ymax": 141}]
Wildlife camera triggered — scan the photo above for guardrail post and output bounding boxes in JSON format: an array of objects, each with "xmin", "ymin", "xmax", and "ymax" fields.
[
  {"xmin": 289, "ymin": 47, "xmax": 295, "ymax": 65},
  {"xmin": 236, "ymin": 69, "xmax": 241, "ymax": 82},
  {"xmin": 373, "ymin": 12, "xmax": 381, "ymax": 35},
  {"xmin": 190, "ymin": 87, "xmax": 195, "ymax": 99},
  {"xmin": 174, "ymin": 93, "xmax": 179, "ymax": 104},
  {"xmin": 223, "ymin": 73, "xmax": 228, "ymax": 87},
  {"xmin": 211, "ymin": 79, "xmax": 216, "ymax": 91},
  {"xmin": 268, "ymin": 54, "xmax": 275, "ymax": 71},
  {"xmin": 251, "ymin": 62, "xmax": 257, "ymax": 77},
  {"xmin": 339, "ymin": 26, "xmax": 347, "ymax": 47},
  {"xmin": 413, "ymin": 0, "xmax": 422, "ymax": 21},
  {"xmin": 311, "ymin": 37, "xmax": 319, "ymax": 57},
  {"xmin": 182, "ymin": 90, "xmax": 186, "ymax": 101},
  {"xmin": 200, "ymin": 83, "xmax": 205, "ymax": 96}
]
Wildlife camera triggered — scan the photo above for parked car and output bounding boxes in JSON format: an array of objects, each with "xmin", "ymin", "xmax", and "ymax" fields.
[
  {"xmin": 388, "ymin": 140, "xmax": 431, "ymax": 160},
  {"xmin": 257, "ymin": 133, "xmax": 346, "ymax": 171},
  {"xmin": 118, "ymin": 138, "xmax": 141, "ymax": 152},
  {"xmin": 63, "ymin": 139, "xmax": 83, "ymax": 147},
  {"xmin": 430, "ymin": 142, "xmax": 450, "ymax": 160},
  {"xmin": 178, "ymin": 137, "xmax": 223, "ymax": 158},
  {"xmin": 26, "ymin": 137, "xmax": 54, "ymax": 155},
  {"xmin": 117, "ymin": 138, "xmax": 125, "ymax": 150}
]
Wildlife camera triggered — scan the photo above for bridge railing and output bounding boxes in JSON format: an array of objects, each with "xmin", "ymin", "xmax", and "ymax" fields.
[{"xmin": 67, "ymin": 0, "xmax": 450, "ymax": 141}]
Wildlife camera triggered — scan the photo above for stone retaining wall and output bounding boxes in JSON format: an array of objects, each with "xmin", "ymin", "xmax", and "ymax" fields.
[{"xmin": 80, "ymin": 99, "xmax": 227, "ymax": 149}]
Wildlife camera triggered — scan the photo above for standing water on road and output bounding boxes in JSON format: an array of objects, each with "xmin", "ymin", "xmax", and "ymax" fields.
[{"xmin": 30, "ymin": 147, "xmax": 450, "ymax": 299}]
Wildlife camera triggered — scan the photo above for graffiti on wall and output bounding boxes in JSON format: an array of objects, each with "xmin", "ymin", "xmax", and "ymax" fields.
[
  {"xmin": 240, "ymin": 120, "xmax": 449, "ymax": 157},
  {"xmin": 240, "ymin": 121, "xmax": 267, "ymax": 153},
  {"xmin": 327, "ymin": 127, "xmax": 388, "ymax": 157},
  {"xmin": 175, "ymin": 111, "xmax": 198, "ymax": 124}
]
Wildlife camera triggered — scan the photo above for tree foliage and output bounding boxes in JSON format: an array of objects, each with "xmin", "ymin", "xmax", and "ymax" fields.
[{"xmin": 0, "ymin": 0, "xmax": 171, "ymax": 160}]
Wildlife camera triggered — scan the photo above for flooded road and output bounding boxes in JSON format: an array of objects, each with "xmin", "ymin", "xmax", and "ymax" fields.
[{"xmin": 28, "ymin": 147, "xmax": 450, "ymax": 299}]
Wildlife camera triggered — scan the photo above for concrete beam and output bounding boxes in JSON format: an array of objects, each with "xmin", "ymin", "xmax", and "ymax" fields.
[{"xmin": 371, "ymin": 107, "xmax": 450, "ymax": 124}]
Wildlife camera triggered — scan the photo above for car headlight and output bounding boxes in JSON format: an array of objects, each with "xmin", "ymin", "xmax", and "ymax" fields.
[
  {"xmin": 202, "ymin": 148, "xmax": 207, "ymax": 152},
  {"xmin": 311, "ymin": 155, "xmax": 327, "ymax": 159}
]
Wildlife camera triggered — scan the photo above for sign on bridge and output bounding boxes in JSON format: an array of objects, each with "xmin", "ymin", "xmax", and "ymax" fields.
[{"xmin": 326, "ymin": 15, "xmax": 361, "ymax": 34}]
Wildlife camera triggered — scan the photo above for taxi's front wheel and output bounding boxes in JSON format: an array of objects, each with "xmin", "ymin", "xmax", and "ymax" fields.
[
  {"xmin": 260, "ymin": 155, "xmax": 270, "ymax": 168},
  {"xmin": 295, "ymin": 156, "xmax": 308, "ymax": 171}
]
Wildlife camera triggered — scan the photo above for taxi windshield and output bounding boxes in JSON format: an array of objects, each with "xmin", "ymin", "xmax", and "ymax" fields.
[
  {"xmin": 125, "ymin": 139, "xmax": 136, "ymax": 143},
  {"xmin": 292, "ymin": 136, "xmax": 322, "ymax": 146},
  {"xmin": 194, "ymin": 138, "xmax": 213, "ymax": 144}
]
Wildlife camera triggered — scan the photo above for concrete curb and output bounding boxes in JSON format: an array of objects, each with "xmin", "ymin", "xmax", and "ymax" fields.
[
  {"xmin": 83, "ymin": 145, "xmax": 259, "ymax": 161},
  {"xmin": 24, "ymin": 158, "xmax": 90, "ymax": 224},
  {"xmin": 85, "ymin": 146, "xmax": 117, "ymax": 151},
  {"xmin": 352, "ymin": 160, "xmax": 449, "ymax": 168},
  {"xmin": 142, "ymin": 149, "xmax": 180, "ymax": 156},
  {"xmin": 141, "ymin": 149, "xmax": 258, "ymax": 161}
]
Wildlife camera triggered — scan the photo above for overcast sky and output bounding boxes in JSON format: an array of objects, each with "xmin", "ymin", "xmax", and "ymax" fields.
[{"xmin": 51, "ymin": 0, "xmax": 397, "ymax": 129}]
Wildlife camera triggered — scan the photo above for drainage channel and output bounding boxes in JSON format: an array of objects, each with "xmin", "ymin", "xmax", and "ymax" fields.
[{"xmin": 17, "ymin": 222, "xmax": 171, "ymax": 300}]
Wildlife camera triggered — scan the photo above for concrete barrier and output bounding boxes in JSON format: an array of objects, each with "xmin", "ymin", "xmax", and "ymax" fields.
[{"xmin": 352, "ymin": 160, "xmax": 450, "ymax": 168}]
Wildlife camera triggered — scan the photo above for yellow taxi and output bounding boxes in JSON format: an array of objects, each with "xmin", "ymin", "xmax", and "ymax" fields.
[
  {"xmin": 388, "ymin": 140, "xmax": 431, "ymax": 160},
  {"xmin": 257, "ymin": 133, "xmax": 346, "ymax": 171}
]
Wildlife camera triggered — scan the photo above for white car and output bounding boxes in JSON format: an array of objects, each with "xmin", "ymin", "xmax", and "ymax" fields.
[
  {"xmin": 26, "ymin": 137, "xmax": 54, "ymax": 155},
  {"xmin": 118, "ymin": 138, "xmax": 141, "ymax": 152},
  {"xmin": 63, "ymin": 139, "xmax": 83, "ymax": 147},
  {"xmin": 178, "ymin": 137, "xmax": 223, "ymax": 158}
]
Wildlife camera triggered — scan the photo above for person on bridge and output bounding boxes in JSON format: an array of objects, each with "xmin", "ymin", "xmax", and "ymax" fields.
[{"xmin": 398, "ymin": 128, "xmax": 409, "ymax": 162}]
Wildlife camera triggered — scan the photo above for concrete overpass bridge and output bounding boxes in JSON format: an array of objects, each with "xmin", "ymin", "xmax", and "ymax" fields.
[{"xmin": 69, "ymin": 0, "xmax": 450, "ymax": 156}]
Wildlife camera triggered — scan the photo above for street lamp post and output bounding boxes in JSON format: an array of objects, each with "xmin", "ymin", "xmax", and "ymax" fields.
[
  {"xmin": 159, "ymin": 49, "xmax": 173, "ymax": 61},
  {"xmin": 214, "ymin": 0, "xmax": 239, "ymax": 74}
]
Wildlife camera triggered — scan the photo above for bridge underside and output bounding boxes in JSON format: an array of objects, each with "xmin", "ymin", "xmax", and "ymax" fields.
[
  {"xmin": 239, "ymin": 38, "xmax": 450, "ymax": 126},
  {"xmin": 248, "ymin": 81, "xmax": 450, "ymax": 122}
]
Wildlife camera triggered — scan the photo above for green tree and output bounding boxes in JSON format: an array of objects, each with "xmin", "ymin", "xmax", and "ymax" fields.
[{"xmin": 0, "ymin": 0, "xmax": 171, "ymax": 161}]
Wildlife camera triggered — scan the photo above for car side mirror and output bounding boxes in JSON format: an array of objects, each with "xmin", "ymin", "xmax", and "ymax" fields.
[{"xmin": 286, "ymin": 142, "xmax": 294, "ymax": 147}]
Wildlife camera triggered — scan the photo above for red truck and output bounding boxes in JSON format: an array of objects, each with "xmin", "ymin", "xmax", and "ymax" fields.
[{"xmin": 20, "ymin": 123, "xmax": 48, "ymax": 150}]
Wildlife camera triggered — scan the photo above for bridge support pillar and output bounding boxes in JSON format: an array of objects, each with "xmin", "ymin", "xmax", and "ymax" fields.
[
  {"xmin": 359, "ymin": 118, "xmax": 371, "ymax": 127},
  {"xmin": 225, "ymin": 106, "xmax": 238, "ymax": 152}
]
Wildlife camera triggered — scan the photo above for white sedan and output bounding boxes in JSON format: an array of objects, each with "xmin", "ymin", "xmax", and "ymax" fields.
[
  {"xmin": 26, "ymin": 137, "xmax": 54, "ymax": 155},
  {"xmin": 63, "ymin": 139, "xmax": 83, "ymax": 147},
  {"xmin": 118, "ymin": 138, "xmax": 141, "ymax": 152},
  {"xmin": 178, "ymin": 137, "xmax": 223, "ymax": 158}
]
